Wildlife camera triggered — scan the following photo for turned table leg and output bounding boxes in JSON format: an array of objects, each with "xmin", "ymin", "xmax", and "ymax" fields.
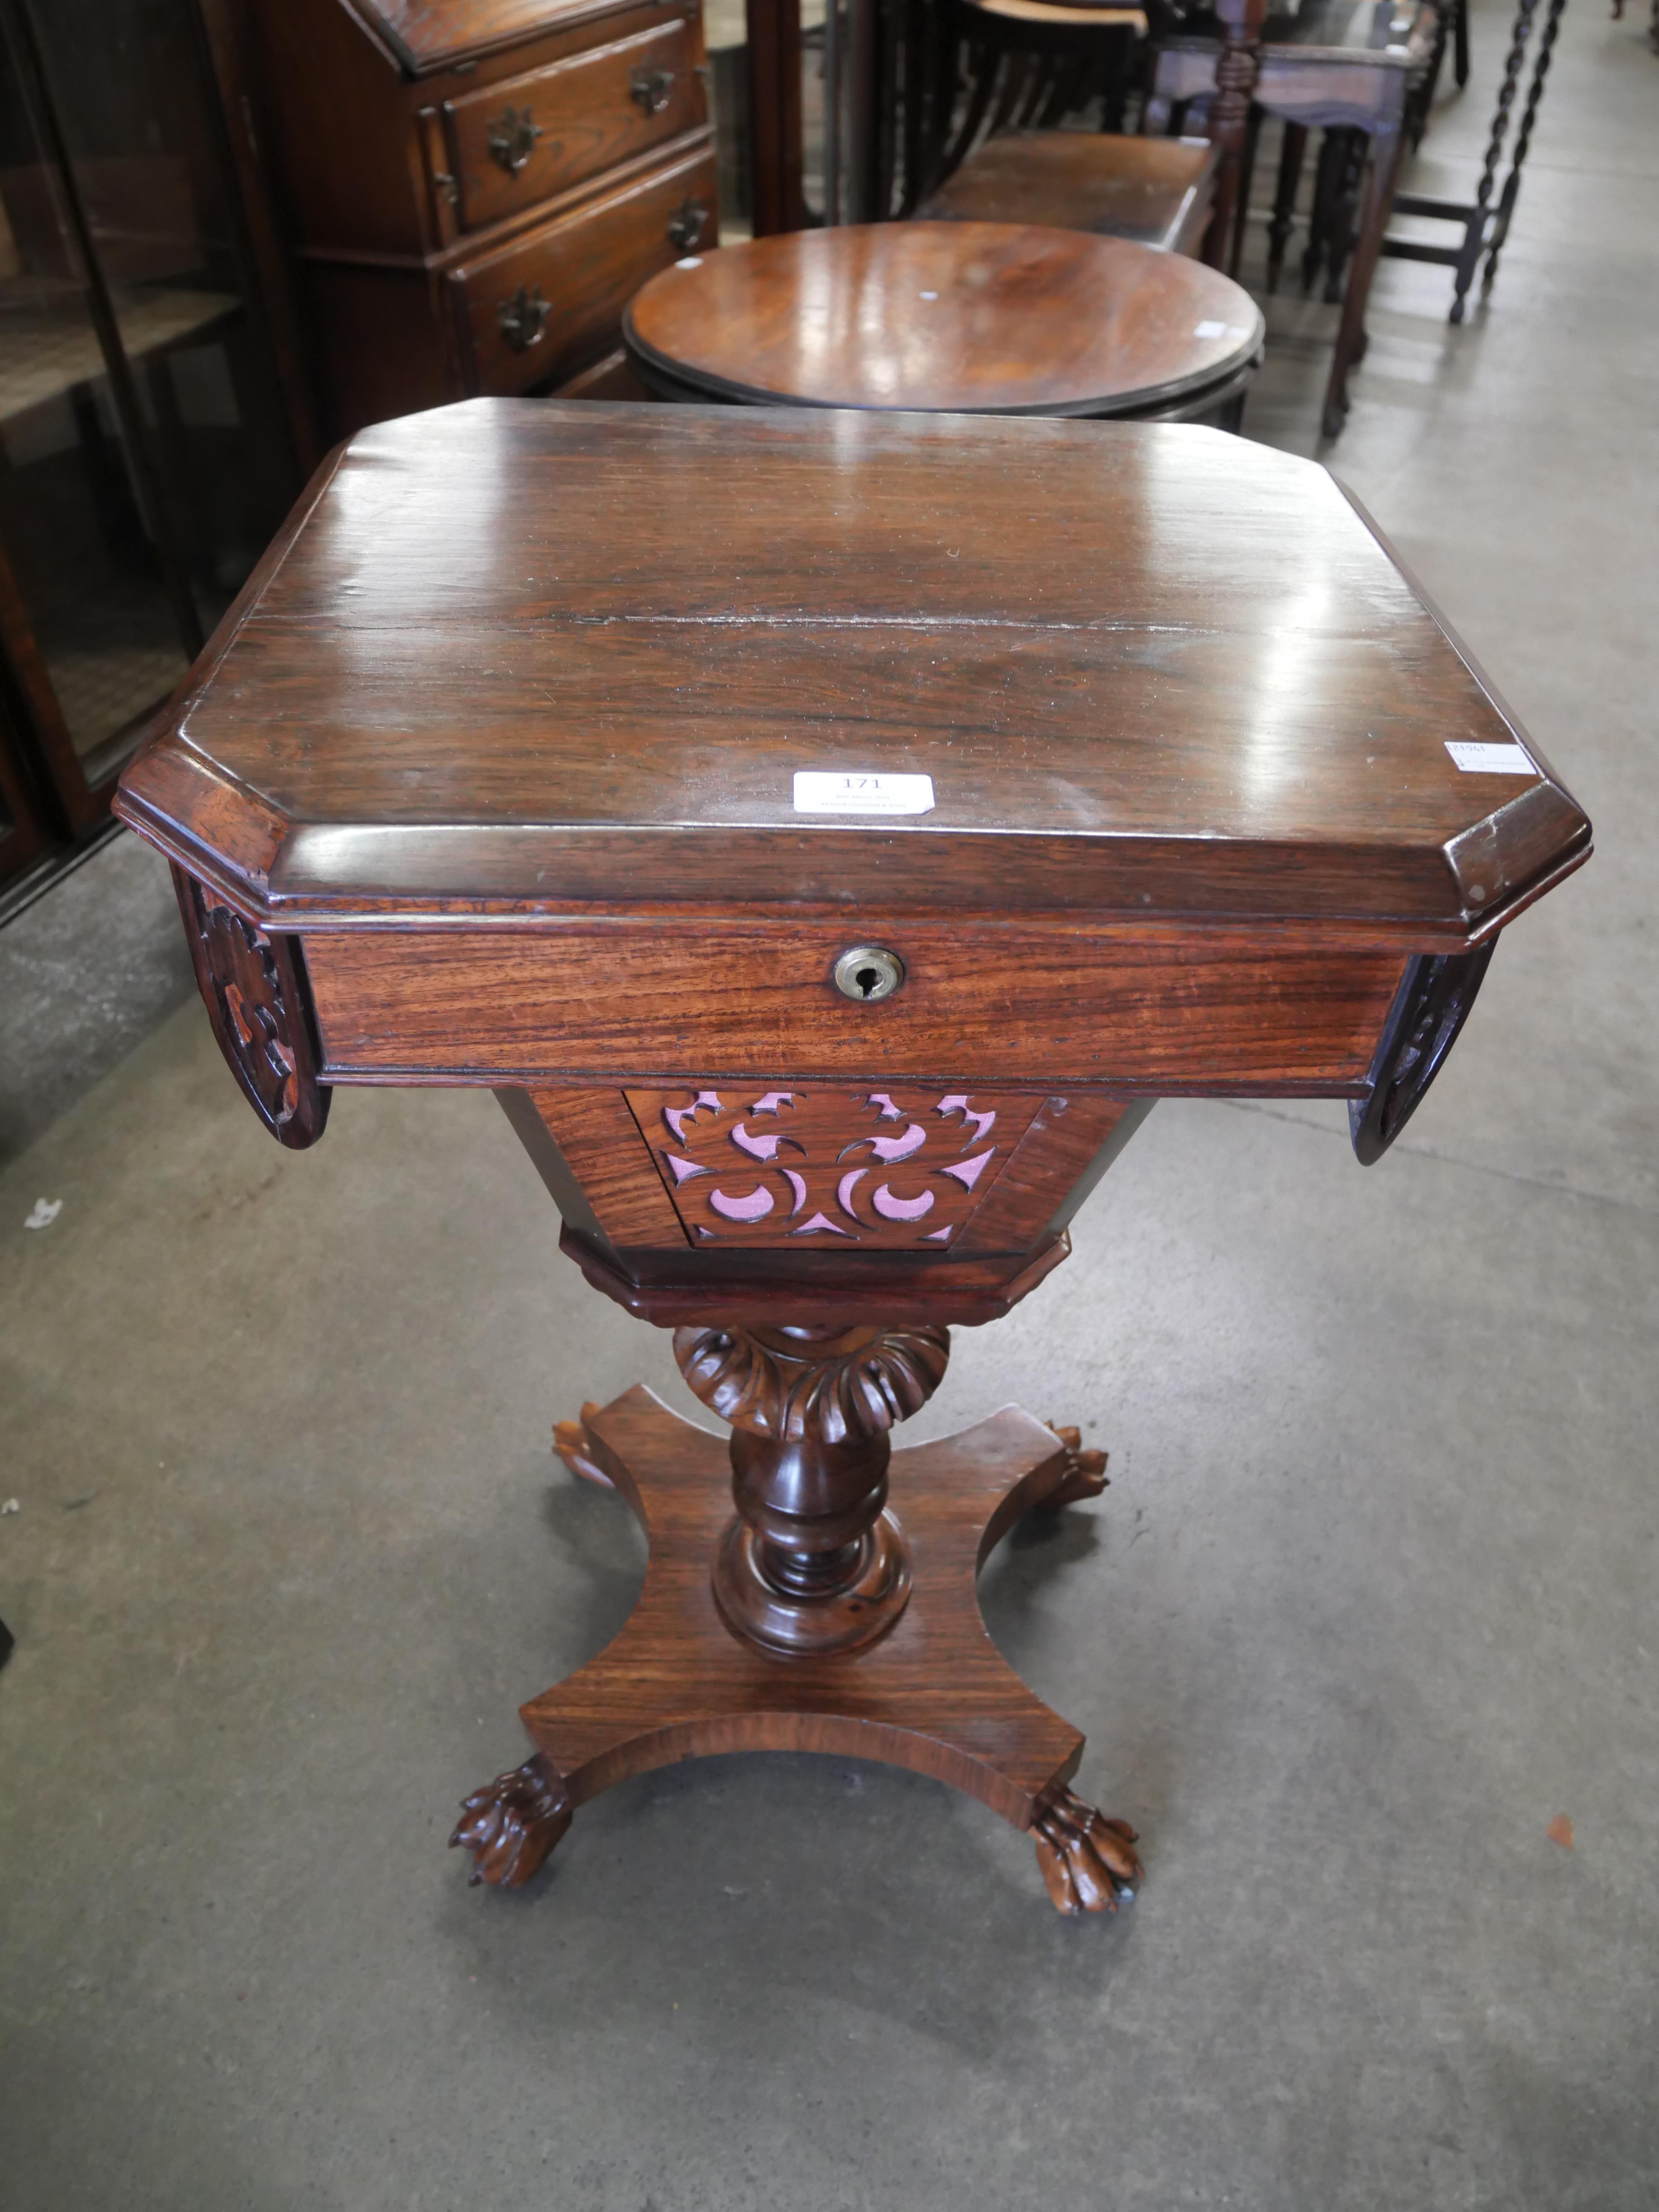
[
  {"xmin": 679, "ymin": 1321, "xmax": 947, "ymax": 1656},
  {"xmin": 1266, "ymin": 120, "xmax": 1307, "ymax": 295},
  {"xmin": 1322, "ymin": 117, "xmax": 1405, "ymax": 439},
  {"xmin": 1200, "ymin": 0, "xmax": 1267, "ymax": 271}
]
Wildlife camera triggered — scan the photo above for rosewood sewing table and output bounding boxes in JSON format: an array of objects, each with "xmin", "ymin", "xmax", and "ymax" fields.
[{"xmin": 115, "ymin": 400, "xmax": 1589, "ymax": 1916}]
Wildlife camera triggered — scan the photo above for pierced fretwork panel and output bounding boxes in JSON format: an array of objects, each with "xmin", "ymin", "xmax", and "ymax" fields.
[{"xmin": 623, "ymin": 1086, "xmax": 1046, "ymax": 1248}]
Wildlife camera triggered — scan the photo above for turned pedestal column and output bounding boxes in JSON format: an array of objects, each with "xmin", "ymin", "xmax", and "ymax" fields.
[{"xmin": 683, "ymin": 1321, "xmax": 945, "ymax": 1654}]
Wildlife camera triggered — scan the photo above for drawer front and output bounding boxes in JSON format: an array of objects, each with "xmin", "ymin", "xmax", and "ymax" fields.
[
  {"xmin": 303, "ymin": 921, "xmax": 1406, "ymax": 1094},
  {"xmin": 449, "ymin": 143, "xmax": 715, "ymax": 396},
  {"xmin": 441, "ymin": 19, "xmax": 704, "ymax": 235}
]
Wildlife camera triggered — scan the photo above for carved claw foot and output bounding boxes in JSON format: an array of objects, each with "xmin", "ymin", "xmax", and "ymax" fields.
[
  {"xmin": 449, "ymin": 1755, "xmax": 573, "ymax": 1888},
  {"xmin": 1040, "ymin": 1423, "xmax": 1109, "ymax": 1509},
  {"xmin": 554, "ymin": 1403, "xmax": 613, "ymax": 1489},
  {"xmin": 1032, "ymin": 1785, "xmax": 1142, "ymax": 1915}
]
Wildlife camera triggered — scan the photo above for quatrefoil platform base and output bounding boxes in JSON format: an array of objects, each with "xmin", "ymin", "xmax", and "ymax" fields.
[{"xmin": 448, "ymin": 1385, "xmax": 1142, "ymax": 1916}]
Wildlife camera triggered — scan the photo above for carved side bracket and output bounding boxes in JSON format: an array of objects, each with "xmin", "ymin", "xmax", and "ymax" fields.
[
  {"xmin": 172, "ymin": 866, "xmax": 331, "ymax": 1148},
  {"xmin": 1349, "ymin": 942, "xmax": 1495, "ymax": 1164}
]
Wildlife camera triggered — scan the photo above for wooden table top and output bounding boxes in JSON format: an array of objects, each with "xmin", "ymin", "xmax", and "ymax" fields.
[
  {"xmin": 623, "ymin": 223, "xmax": 1265, "ymax": 418},
  {"xmin": 920, "ymin": 135, "xmax": 1218, "ymax": 254},
  {"xmin": 966, "ymin": 0, "xmax": 1147, "ymax": 26},
  {"xmin": 116, "ymin": 400, "xmax": 1589, "ymax": 946},
  {"xmin": 342, "ymin": 0, "xmax": 599, "ymax": 73},
  {"xmin": 1167, "ymin": 0, "xmax": 1433, "ymax": 64}
]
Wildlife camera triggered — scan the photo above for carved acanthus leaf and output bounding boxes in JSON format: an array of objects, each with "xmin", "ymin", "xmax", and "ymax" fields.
[{"xmin": 673, "ymin": 1322, "xmax": 951, "ymax": 1446}]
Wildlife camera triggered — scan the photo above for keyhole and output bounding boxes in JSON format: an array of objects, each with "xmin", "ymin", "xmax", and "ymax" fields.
[{"xmin": 832, "ymin": 944, "xmax": 904, "ymax": 1003}]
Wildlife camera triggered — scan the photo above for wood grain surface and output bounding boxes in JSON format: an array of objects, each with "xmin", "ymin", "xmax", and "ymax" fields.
[
  {"xmin": 921, "ymin": 131, "xmax": 1218, "ymax": 255},
  {"xmin": 447, "ymin": 141, "xmax": 715, "ymax": 394},
  {"xmin": 439, "ymin": 16, "xmax": 700, "ymax": 231},
  {"xmin": 343, "ymin": 0, "xmax": 649, "ymax": 74},
  {"xmin": 114, "ymin": 402, "xmax": 1590, "ymax": 942},
  {"xmin": 112, "ymin": 381, "xmax": 1591, "ymax": 1928},
  {"xmin": 952, "ymin": 1093, "xmax": 1144, "ymax": 1251},
  {"xmin": 556, "ymin": 1222, "xmax": 1076, "ymax": 1326},
  {"xmin": 518, "ymin": 1387, "xmax": 1091, "ymax": 1826},
  {"xmin": 248, "ymin": 0, "xmax": 710, "ymax": 444},
  {"xmin": 488, "ymin": 1088, "xmax": 1148, "ymax": 1319},
  {"xmin": 301, "ymin": 923, "xmax": 1407, "ymax": 1089},
  {"xmin": 512, "ymin": 1084, "xmax": 688, "ymax": 1241},
  {"xmin": 554, "ymin": 344, "xmax": 650, "ymax": 398},
  {"xmin": 623, "ymin": 220, "xmax": 1263, "ymax": 414}
]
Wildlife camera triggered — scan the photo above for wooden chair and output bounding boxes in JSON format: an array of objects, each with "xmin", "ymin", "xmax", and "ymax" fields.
[
  {"xmin": 1409, "ymin": 0, "xmax": 1472, "ymax": 146},
  {"xmin": 911, "ymin": 0, "xmax": 1154, "ymax": 213},
  {"xmin": 947, "ymin": 0, "xmax": 1149, "ymax": 141},
  {"xmin": 1384, "ymin": 0, "xmax": 1566, "ymax": 322}
]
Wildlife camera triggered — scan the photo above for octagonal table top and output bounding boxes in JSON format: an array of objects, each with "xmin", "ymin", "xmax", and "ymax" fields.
[{"xmin": 115, "ymin": 400, "xmax": 1589, "ymax": 946}]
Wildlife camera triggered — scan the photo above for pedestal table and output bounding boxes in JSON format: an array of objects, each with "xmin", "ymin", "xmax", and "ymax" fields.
[
  {"xmin": 115, "ymin": 400, "xmax": 1589, "ymax": 1914},
  {"xmin": 623, "ymin": 223, "xmax": 1265, "ymax": 425}
]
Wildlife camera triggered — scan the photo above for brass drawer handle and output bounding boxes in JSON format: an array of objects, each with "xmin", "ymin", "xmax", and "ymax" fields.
[
  {"xmin": 630, "ymin": 64, "xmax": 676, "ymax": 114},
  {"xmin": 667, "ymin": 197, "xmax": 708, "ymax": 251},
  {"xmin": 498, "ymin": 284, "xmax": 551, "ymax": 352},
  {"xmin": 486, "ymin": 104, "xmax": 542, "ymax": 175}
]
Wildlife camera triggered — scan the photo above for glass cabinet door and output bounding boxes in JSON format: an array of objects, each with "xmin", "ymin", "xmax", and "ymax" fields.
[
  {"xmin": 0, "ymin": 678, "xmax": 49, "ymax": 883},
  {"xmin": 0, "ymin": 0, "xmax": 297, "ymax": 873},
  {"xmin": 704, "ymin": 0, "xmax": 921, "ymax": 243},
  {"xmin": 706, "ymin": 0, "xmax": 826, "ymax": 240}
]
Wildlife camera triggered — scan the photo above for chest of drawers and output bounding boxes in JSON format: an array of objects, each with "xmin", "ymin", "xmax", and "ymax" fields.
[{"xmin": 251, "ymin": 0, "xmax": 716, "ymax": 436}]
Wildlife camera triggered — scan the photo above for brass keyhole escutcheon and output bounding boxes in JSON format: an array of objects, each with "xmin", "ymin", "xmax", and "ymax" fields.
[{"xmin": 833, "ymin": 946, "xmax": 904, "ymax": 1003}]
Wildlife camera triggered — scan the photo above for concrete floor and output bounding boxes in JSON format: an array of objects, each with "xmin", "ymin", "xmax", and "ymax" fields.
[
  {"xmin": 0, "ymin": 830, "xmax": 195, "ymax": 1169},
  {"xmin": 3, "ymin": 7, "xmax": 1657, "ymax": 2204}
]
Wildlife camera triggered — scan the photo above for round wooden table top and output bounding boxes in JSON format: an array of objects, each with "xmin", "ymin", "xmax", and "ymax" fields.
[{"xmin": 624, "ymin": 221, "xmax": 1264, "ymax": 417}]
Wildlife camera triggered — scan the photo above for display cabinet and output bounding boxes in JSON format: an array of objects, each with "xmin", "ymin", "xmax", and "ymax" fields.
[{"xmin": 0, "ymin": 0, "xmax": 303, "ymax": 890}]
